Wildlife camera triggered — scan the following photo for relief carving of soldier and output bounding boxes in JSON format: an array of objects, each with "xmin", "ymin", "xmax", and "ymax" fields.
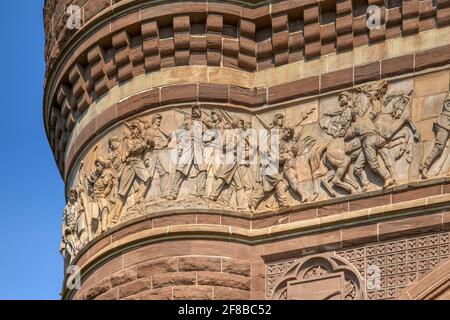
[
  {"xmin": 108, "ymin": 136, "xmax": 123, "ymax": 201},
  {"xmin": 109, "ymin": 120, "xmax": 151, "ymax": 225},
  {"xmin": 60, "ymin": 188, "xmax": 87, "ymax": 263},
  {"xmin": 312, "ymin": 91, "xmax": 369, "ymax": 196},
  {"xmin": 209, "ymin": 118, "xmax": 253, "ymax": 211},
  {"xmin": 356, "ymin": 80, "xmax": 389, "ymax": 121},
  {"xmin": 341, "ymin": 108, "xmax": 395, "ymax": 189},
  {"xmin": 202, "ymin": 109, "xmax": 225, "ymax": 176},
  {"xmin": 143, "ymin": 114, "xmax": 172, "ymax": 198},
  {"xmin": 279, "ymin": 126, "xmax": 309, "ymax": 203},
  {"xmin": 311, "ymin": 81, "xmax": 418, "ymax": 198},
  {"xmin": 86, "ymin": 157, "xmax": 114, "ymax": 235},
  {"xmin": 108, "ymin": 136, "xmax": 123, "ymax": 174},
  {"xmin": 166, "ymin": 105, "xmax": 207, "ymax": 200},
  {"xmin": 420, "ymin": 92, "xmax": 450, "ymax": 179},
  {"xmin": 250, "ymin": 114, "xmax": 290, "ymax": 211},
  {"xmin": 62, "ymin": 77, "xmax": 431, "ymax": 233},
  {"xmin": 232, "ymin": 121, "xmax": 255, "ymax": 211},
  {"xmin": 209, "ymin": 119, "xmax": 240, "ymax": 203}
]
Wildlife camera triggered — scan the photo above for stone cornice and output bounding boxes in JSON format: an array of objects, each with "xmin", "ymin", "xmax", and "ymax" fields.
[
  {"xmin": 43, "ymin": 0, "xmax": 450, "ymax": 175},
  {"xmin": 63, "ymin": 59, "xmax": 450, "ymax": 183},
  {"xmin": 62, "ymin": 191, "xmax": 450, "ymax": 299}
]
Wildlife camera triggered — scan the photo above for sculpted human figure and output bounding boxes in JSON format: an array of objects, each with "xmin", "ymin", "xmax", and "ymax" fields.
[
  {"xmin": 209, "ymin": 119, "xmax": 252, "ymax": 211},
  {"xmin": 337, "ymin": 92, "xmax": 372, "ymax": 190},
  {"xmin": 209, "ymin": 119, "xmax": 239, "ymax": 204},
  {"xmin": 356, "ymin": 82, "xmax": 417, "ymax": 183},
  {"xmin": 342, "ymin": 109, "xmax": 394, "ymax": 188},
  {"xmin": 320, "ymin": 91, "xmax": 359, "ymax": 138},
  {"xmin": 166, "ymin": 105, "xmax": 207, "ymax": 200},
  {"xmin": 357, "ymin": 80, "xmax": 388, "ymax": 121},
  {"xmin": 311, "ymin": 91, "xmax": 368, "ymax": 197},
  {"xmin": 336, "ymin": 93, "xmax": 371, "ymax": 191},
  {"xmin": 144, "ymin": 114, "xmax": 172, "ymax": 198},
  {"xmin": 250, "ymin": 114, "xmax": 289, "ymax": 211},
  {"xmin": 60, "ymin": 188, "xmax": 87, "ymax": 263},
  {"xmin": 202, "ymin": 109, "xmax": 225, "ymax": 176},
  {"xmin": 108, "ymin": 120, "xmax": 151, "ymax": 225},
  {"xmin": 108, "ymin": 136, "xmax": 123, "ymax": 174},
  {"xmin": 234, "ymin": 120, "xmax": 255, "ymax": 210},
  {"xmin": 420, "ymin": 92, "xmax": 450, "ymax": 179},
  {"xmin": 108, "ymin": 136, "xmax": 123, "ymax": 201},
  {"xmin": 279, "ymin": 126, "xmax": 308, "ymax": 203},
  {"xmin": 86, "ymin": 157, "xmax": 114, "ymax": 235},
  {"xmin": 312, "ymin": 84, "xmax": 418, "ymax": 198}
]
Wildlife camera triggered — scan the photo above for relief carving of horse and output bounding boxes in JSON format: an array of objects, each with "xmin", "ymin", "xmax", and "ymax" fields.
[{"xmin": 307, "ymin": 88, "xmax": 419, "ymax": 200}]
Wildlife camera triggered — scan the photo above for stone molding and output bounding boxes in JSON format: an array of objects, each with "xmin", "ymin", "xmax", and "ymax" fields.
[
  {"xmin": 44, "ymin": 0, "xmax": 450, "ymax": 72},
  {"xmin": 63, "ymin": 62, "xmax": 450, "ymax": 181},
  {"xmin": 43, "ymin": 0, "xmax": 450, "ymax": 175},
  {"xmin": 396, "ymin": 258, "xmax": 450, "ymax": 300},
  {"xmin": 61, "ymin": 190, "xmax": 450, "ymax": 298},
  {"xmin": 45, "ymin": 1, "xmax": 450, "ymax": 301},
  {"xmin": 58, "ymin": 70, "xmax": 450, "ymax": 266}
]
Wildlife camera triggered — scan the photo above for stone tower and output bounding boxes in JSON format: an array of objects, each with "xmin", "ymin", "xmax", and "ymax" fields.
[{"xmin": 44, "ymin": 0, "xmax": 450, "ymax": 300}]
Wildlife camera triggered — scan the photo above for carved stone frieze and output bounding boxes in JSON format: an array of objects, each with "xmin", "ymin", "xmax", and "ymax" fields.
[
  {"xmin": 61, "ymin": 77, "xmax": 450, "ymax": 263},
  {"xmin": 420, "ymin": 93, "xmax": 450, "ymax": 179}
]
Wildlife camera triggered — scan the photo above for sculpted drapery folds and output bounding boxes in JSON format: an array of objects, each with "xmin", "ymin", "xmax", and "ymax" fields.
[
  {"xmin": 62, "ymin": 81, "xmax": 448, "ymax": 263},
  {"xmin": 310, "ymin": 81, "xmax": 419, "ymax": 198},
  {"xmin": 343, "ymin": 107, "xmax": 395, "ymax": 189},
  {"xmin": 108, "ymin": 120, "xmax": 152, "ymax": 226},
  {"xmin": 86, "ymin": 157, "xmax": 114, "ymax": 235},
  {"xmin": 107, "ymin": 136, "xmax": 123, "ymax": 201},
  {"xmin": 143, "ymin": 114, "xmax": 172, "ymax": 198},
  {"xmin": 166, "ymin": 105, "xmax": 208, "ymax": 200},
  {"xmin": 209, "ymin": 118, "xmax": 253, "ymax": 211},
  {"xmin": 249, "ymin": 112, "xmax": 314, "ymax": 211},
  {"xmin": 60, "ymin": 188, "xmax": 87, "ymax": 264},
  {"xmin": 420, "ymin": 92, "xmax": 450, "ymax": 179},
  {"xmin": 203, "ymin": 110, "xmax": 226, "ymax": 177},
  {"xmin": 250, "ymin": 114, "xmax": 289, "ymax": 211}
]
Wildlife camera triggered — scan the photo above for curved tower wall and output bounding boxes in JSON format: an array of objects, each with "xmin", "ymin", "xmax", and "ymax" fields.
[{"xmin": 43, "ymin": 0, "xmax": 450, "ymax": 300}]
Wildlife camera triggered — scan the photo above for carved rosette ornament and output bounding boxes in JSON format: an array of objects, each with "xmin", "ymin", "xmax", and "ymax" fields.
[{"xmin": 271, "ymin": 254, "xmax": 365, "ymax": 300}]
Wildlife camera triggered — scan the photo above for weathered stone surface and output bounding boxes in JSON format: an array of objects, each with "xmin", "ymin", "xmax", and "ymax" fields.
[
  {"xmin": 222, "ymin": 259, "xmax": 251, "ymax": 277},
  {"xmin": 214, "ymin": 286, "xmax": 250, "ymax": 300},
  {"xmin": 110, "ymin": 269, "xmax": 138, "ymax": 287},
  {"xmin": 95, "ymin": 287, "xmax": 119, "ymax": 300},
  {"xmin": 173, "ymin": 286, "xmax": 213, "ymax": 300},
  {"xmin": 118, "ymin": 279, "xmax": 152, "ymax": 299},
  {"xmin": 137, "ymin": 258, "xmax": 178, "ymax": 278},
  {"xmin": 178, "ymin": 257, "xmax": 221, "ymax": 272},
  {"xmin": 45, "ymin": 0, "xmax": 450, "ymax": 302},
  {"xmin": 152, "ymin": 272, "xmax": 197, "ymax": 289},
  {"xmin": 197, "ymin": 272, "xmax": 251, "ymax": 290},
  {"xmin": 84, "ymin": 278, "xmax": 112, "ymax": 300},
  {"xmin": 140, "ymin": 288, "xmax": 173, "ymax": 300}
]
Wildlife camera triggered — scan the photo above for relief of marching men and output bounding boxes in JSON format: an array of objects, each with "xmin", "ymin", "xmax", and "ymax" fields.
[{"xmin": 61, "ymin": 79, "xmax": 450, "ymax": 262}]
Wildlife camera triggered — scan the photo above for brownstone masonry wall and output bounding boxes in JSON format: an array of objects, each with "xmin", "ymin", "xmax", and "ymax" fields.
[
  {"xmin": 44, "ymin": 0, "xmax": 450, "ymax": 73},
  {"xmin": 43, "ymin": 0, "xmax": 450, "ymax": 175},
  {"xmin": 44, "ymin": 1, "xmax": 450, "ymax": 300},
  {"xmin": 75, "ymin": 242, "xmax": 256, "ymax": 300}
]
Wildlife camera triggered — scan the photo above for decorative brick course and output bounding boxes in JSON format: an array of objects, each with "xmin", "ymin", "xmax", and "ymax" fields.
[{"xmin": 44, "ymin": 1, "xmax": 450, "ymax": 175}]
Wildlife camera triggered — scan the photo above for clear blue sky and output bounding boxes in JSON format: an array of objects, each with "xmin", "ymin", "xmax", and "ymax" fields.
[{"xmin": 0, "ymin": 1, "xmax": 65, "ymax": 299}]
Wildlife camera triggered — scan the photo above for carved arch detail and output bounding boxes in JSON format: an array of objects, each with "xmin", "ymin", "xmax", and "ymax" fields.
[{"xmin": 271, "ymin": 253, "xmax": 366, "ymax": 300}]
